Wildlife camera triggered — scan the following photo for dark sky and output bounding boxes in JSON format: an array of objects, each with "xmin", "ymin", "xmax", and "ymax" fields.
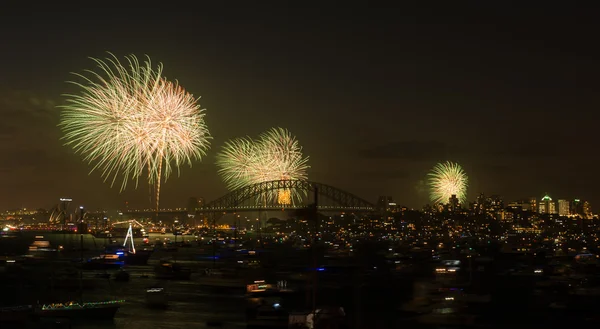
[{"xmin": 0, "ymin": 5, "xmax": 597, "ymax": 211}]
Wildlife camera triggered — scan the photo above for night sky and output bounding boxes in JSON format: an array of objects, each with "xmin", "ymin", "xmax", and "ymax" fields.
[{"xmin": 0, "ymin": 6, "xmax": 596, "ymax": 211}]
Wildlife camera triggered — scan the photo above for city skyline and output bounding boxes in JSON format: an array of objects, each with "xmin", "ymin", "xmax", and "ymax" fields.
[
  {"xmin": 0, "ymin": 191, "xmax": 595, "ymax": 229},
  {"xmin": 0, "ymin": 7, "xmax": 597, "ymax": 210},
  {"xmin": 0, "ymin": 191, "xmax": 593, "ymax": 215}
]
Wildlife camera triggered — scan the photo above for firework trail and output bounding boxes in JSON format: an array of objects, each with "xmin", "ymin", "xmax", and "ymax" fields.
[
  {"xmin": 216, "ymin": 128, "xmax": 309, "ymax": 205},
  {"xmin": 427, "ymin": 161, "xmax": 468, "ymax": 205},
  {"xmin": 59, "ymin": 53, "xmax": 211, "ymax": 211}
]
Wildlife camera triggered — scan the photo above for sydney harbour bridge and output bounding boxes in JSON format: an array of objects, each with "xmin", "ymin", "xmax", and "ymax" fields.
[{"xmin": 120, "ymin": 179, "xmax": 376, "ymax": 221}]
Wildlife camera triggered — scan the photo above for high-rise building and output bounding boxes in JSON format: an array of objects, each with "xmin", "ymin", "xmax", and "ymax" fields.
[
  {"xmin": 583, "ymin": 201, "xmax": 592, "ymax": 219},
  {"xmin": 498, "ymin": 209, "xmax": 514, "ymax": 221},
  {"xmin": 474, "ymin": 193, "xmax": 486, "ymax": 214},
  {"xmin": 558, "ymin": 199, "xmax": 570, "ymax": 216},
  {"xmin": 449, "ymin": 195, "xmax": 459, "ymax": 211},
  {"xmin": 571, "ymin": 199, "xmax": 583, "ymax": 216},
  {"xmin": 377, "ymin": 196, "xmax": 398, "ymax": 213},
  {"xmin": 472, "ymin": 193, "xmax": 502, "ymax": 214},
  {"xmin": 529, "ymin": 197, "xmax": 537, "ymax": 213},
  {"xmin": 487, "ymin": 195, "xmax": 504, "ymax": 213},
  {"xmin": 508, "ymin": 200, "xmax": 530, "ymax": 211},
  {"xmin": 539, "ymin": 194, "xmax": 556, "ymax": 214}
]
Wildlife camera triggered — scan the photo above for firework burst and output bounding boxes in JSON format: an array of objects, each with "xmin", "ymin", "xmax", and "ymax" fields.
[
  {"xmin": 59, "ymin": 53, "xmax": 211, "ymax": 210},
  {"xmin": 216, "ymin": 128, "xmax": 309, "ymax": 205},
  {"xmin": 427, "ymin": 161, "xmax": 468, "ymax": 205}
]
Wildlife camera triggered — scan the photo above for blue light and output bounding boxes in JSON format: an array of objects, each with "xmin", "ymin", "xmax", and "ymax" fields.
[
  {"xmin": 317, "ymin": 267, "xmax": 325, "ymax": 271},
  {"xmin": 116, "ymin": 252, "xmax": 124, "ymax": 255}
]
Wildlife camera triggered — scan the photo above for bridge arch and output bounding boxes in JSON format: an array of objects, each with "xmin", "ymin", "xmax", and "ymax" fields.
[{"xmin": 199, "ymin": 180, "xmax": 375, "ymax": 213}]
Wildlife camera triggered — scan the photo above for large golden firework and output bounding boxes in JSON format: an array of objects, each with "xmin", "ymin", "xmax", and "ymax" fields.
[
  {"xmin": 59, "ymin": 53, "xmax": 211, "ymax": 210},
  {"xmin": 216, "ymin": 128, "xmax": 309, "ymax": 206}
]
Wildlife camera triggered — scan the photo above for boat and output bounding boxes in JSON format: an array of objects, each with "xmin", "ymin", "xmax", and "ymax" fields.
[
  {"xmin": 126, "ymin": 249, "xmax": 152, "ymax": 265},
  {"xmin": 38, "ymin": 207, "xmax": 123, "ymax": 320},
  {"xmin": 81, "ymin": 254, "xmax": 124, "ymax": 270},
  {"xmin": 28, "ymin": 235, "xmax": 60, "ymax": 253},
  {"xmin": 104, "ymin": 223, "xmax": 153, "ymax": 265},
  {"xmin": 146, "ymin": 287, "xmax": 167, "ymax": 308},
  {"xmin": 35, "ymin": 300, "xmax": 123, "ymax": 319},
  {"xmin": 91, "ymin": 230, "xmax": 114, "ymax": 239},
  {"xmin": 111, "ymin": 247, "xmax": 153, "ymax": 265}
]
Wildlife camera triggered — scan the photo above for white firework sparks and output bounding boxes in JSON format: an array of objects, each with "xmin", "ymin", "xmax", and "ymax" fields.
[
  {"xmin": 216, "ymin": 127, "xmax": 309, "ymax": 205},
  {"xmin": 427, "ymin": 161, "xmax": 468, "ymax": 205},
  {"xmin": 60, "ymin": 53, "xmax": 211, "ymax": 211}
]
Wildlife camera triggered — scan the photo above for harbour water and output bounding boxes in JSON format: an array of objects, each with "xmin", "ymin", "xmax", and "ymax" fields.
[
  {"xmin": 5, "ymin": 232, "xmax": 588, "ymax": 328},
  {"xmin": 2, "ymin": 232, "xmax": 247, "ymax": 328},
  {"xmin": 80, "ymin": 274, "xmax": 246, "ymax": 329}
]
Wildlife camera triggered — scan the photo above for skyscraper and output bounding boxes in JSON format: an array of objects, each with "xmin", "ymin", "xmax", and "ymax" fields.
[
  {"xmin": 377, "ymin": 196, "xmax": 397, "ymax": 213},
  {"xmin": 475, "ymin": 193, "xmax": 486, "ymax": 214},
  {"xmin": 572, "ymin": 199, "xmax": 583, "ymax": 216},
  {"xmin": 583, "ymin": 201, "xmax": 592, "ymax": 219},
  {"xmin": 449, "ymin": 195, "xmax": 459, "ymax": 211},
  {"xmin": 558, "ymin": 199, "xmax": 570, "ymax": 216},
  {"xmin": 529, "ymin": 197, "xmax": 537, "ymax": 213},
  {"xmin": 487, "ymin": 195, "xmax": 504, "ymax": 213},
  {"xmin": 507, "ymin": 200, "xmax": 531, "ymax": 211},
  {"xmin": 539, "ymin": 194, "xmax": 556, "ymax": 214}
]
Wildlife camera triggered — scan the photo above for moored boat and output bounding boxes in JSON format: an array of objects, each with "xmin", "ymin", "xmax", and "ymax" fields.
[
  {"xmin": 81, "ymin": 254, "xmax": 123, "ymax": 270},
  {"xmin": 40, "ymin": 207, "xmax": 124, "ymax": 320},
  {"xmin": 35, "ymin": 300, "xmax": 123, "ymax": 319},
  {"xmin": 146, "ymin": 287, "xmax": 167, "ymax": 308},
  {"xmin": 106, "ymin": 245, "xmax": 153, "ymax": 265}
]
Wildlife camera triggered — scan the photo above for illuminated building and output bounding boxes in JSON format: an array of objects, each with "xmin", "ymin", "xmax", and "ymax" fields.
[
  {"xmin": 529, "ymin": 197, "xmax": 537, "ymax": 213},
  {"xmin": 570, "ymin": 199, "xmax": 591, "ymax": 218},
  {"xmin": 377, "ymin": 196, "xmax": 398, "ymax": 213},
  {"xmin": 486, "ymin": 195, "xmax": 504, "ymax": 213},
  {"xmin": 508, "ymin": 200, "xmax": 531, "ymax": 212},
  {"xmin": 558, "ymin": 199, "xmax": 570, "ymax": 216},
  {"xmin": 449, "ymin": 195, "xmax": 459, "ymax": 211},
  {"xmin": 583, "ymin": 201, "xmax": 592, "ymax": 219},
  {"xmin": 538, "ymin": 194, "xmax": 556, "ymax": 214},
  {"xmin": 571, "ymin": 199, "xmax": 583, "ymax": 216},
  {"xmin": 498, "ymin": 209, "xmax": 514, "ymax": 221},
  {"xmin": 474, "ymin": 193, "xmax": 486, "ymax": 214}
]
